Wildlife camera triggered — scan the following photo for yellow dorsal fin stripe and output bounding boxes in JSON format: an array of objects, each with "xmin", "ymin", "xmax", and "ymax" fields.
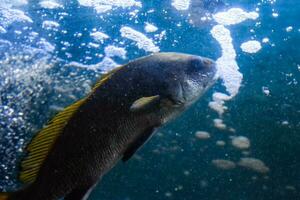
[
  {"xmin": 19, "ymin": 99, "xmax": 86, "ymax": 183},
  {"xmin": 0, "ymin": 193, "xmax": 9, "ymax": 200},
  {"xmin": 92, "ymin": 66, "xmax": 123, "ymax": 91},
  {"xmin": 19, "ymin": 66, "xmax": 125, "ymax": 184}
]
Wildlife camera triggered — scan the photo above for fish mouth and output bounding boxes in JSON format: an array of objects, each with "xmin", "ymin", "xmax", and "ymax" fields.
[
  {"xmin": 182, "ymin": 70, "xmax": 217, "ymax": 105},
  {"xmin": 166, "ymin": 93, "xmax": 185, "ymax": 107},
  {"xmin": 170, "ymin": 98, "xmax": 185, "ymax": 107},
  {"xmin": 166, "ymin": 56, "xmax": 218, "ymax": 107},
  {"xmin": 204, "ymin": 59, "xmax": 217, "ymax": 77},
  {"xmin": 210, "ymin": 62, "xmax": 218, "ymax": 80},
  {"xmin": 164, "ymin": 82, "xmax": 186, "ymax": 108},
  {"xmin": 203, "ymin": 61, "xmax": 218, "ymax": 86}
]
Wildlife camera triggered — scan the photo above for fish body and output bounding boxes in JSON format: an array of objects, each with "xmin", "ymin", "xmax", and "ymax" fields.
[{"xmin": 2, "ymin": 52, "xmax": 216, "ymax": 200}]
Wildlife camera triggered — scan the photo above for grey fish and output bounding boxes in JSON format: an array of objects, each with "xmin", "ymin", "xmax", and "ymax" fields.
[{"xmin": 0, "ymin": 52, "xmax": 216, "ymax": 200}]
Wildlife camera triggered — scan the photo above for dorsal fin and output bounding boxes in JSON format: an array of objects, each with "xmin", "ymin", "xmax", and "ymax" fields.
[
  {"xmin": 20, "ymin": 65, "xmax": 124, "ymax": 184},
  {"xmin": 92, "ymin": 66, "xmax": 123, "ymax": 91},
  {"xmin": 19, "ymin": 99, "xmax": 85, "ymax": 184}
]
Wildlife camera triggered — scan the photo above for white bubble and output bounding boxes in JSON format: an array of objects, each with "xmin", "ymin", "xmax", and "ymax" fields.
[
  {"xmin": 171, "ymin": 0, "xmax": 190, "ymax": 11},
  {"xmin": 272, "ymin": 13, "xmax": 279, "ymax": 18},
  {"xmin": 183, "ymin": 170, "xmax": 190, "ymax": 176},
  {"xmin": 209, "ymin": 8, "xmax": 260, "ymax": 116},
  {"xmin": 0, "ymin": 7, "xmax": 33, "ymax": 27},
  {"xmin": 195, "ymin": 131, "xmax": 210, "ymax": 140},
  {"xmin": 210, "ymin": 25, "xmax": 242, "ymax": 97},
  {"xmin": 213, "ymin": 8, "xmax": 259, "ymax": 26},
  {"xmin": 154, "ymin": 30, "xmax": 166, "ymax": 42},
  {"xmin": 120, "ymin": 26, "xmax": 159, "ymax": 52},
  {"xmin": 262, "ymin": 86, "xmax": 270, "ymax": 96},
  {"xmin": 238, "ymin": 157, "xmax": 270, "ymax": 173},
  {"xmin": 231, "ymin": 136, "xmax": 250, "ymax": 149},
  {"xmin": 240, "ymin": 40, "xmax": 262, "ymax": 53},
  {"xmin": 87, "ymin": 42, "xmax": 100, "ymax": 48},
  {"xmin": 14, "ymin": 30, "xmax": 22, "ymax": 35},
  {"xmin": 212, "ymin": 159, "xmax": 236, "ymax": 170},
  {"xmin": 0, "ymin": 0, "xmax": 28, "ymax": 7},
  {"xmin": 286, "ymin": 26, "xmax": 293, "ymax": 32},
  {"xmin": 42, "ymin": 20, "xmax": 60, "ymax": 30},
  {"xmin": 144, "ymin": 23, "xmax": 158, "ymax": 33},
  {"xmin": 74, "ymin": 32, "xmax": 83, "ymax": 37},
  {"xmin": 165, "ymin": 192, "xmax": 172, "ymax": 197},
  {"xmin": 66, "ymin": 56, "xmax": 119, "ymax": 73},
  {"xmin": 94, "ymin": 5, "xmax": 112, "ymax": 13},
  {"xmin": 216, "ymin": 140, "xmax": 226, "ymax": 146},
  {"xmin": 0, "ymin": 26, "xmax": 6, "ymax": 33},
  {"xmin": 104, "ymin": 45, "xmax": 126, "ymax": 59},
  {"xmin": 242, "ymin": 151, "xmax": 251, "ymax": 156},
  {"xmin": 90, "ymin": 31, "xmax": 109, "ymax": 43},
  {"xmin": 37, "ymin": 38, "xmax": 55, "ymax": 52},
  {"xmin": 213, "ymin": 118, "xmax": 227, "ymax": 130},
  {"xmin": 262, "ymin": 37, "xmax": 270, "ymax": 43},
  {"xmin": 209, "ymin": 92, "xmax": 230, "ymax": 116},
  {"xmin": 285, "ymin": 185, "xmax": 296, "ymax": 191},
  {"xmin": 39, "ymin": 1, "xmax": 63, "ymax": 9},
  {"xmin": 78, "ymin": 0, "xmax": 142, "ymax": 13},
  {"xmin": 200, "ymin": 180, "xmax": 208, "ymax": 188}
]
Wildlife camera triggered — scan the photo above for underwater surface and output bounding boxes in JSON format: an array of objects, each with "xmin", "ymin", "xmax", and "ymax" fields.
[{"xmin": 0, "ymin": 0, "xmax": 299, "ymax": 199}]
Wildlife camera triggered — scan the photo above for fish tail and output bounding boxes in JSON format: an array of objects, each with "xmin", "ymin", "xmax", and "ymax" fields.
[
  {"xmin": 0, "ymin": 187, "xmax": 29, "ymax": 200},
  {"xmin": 0, "ymin": 192, "xmax": 10, "ymax": 200}
]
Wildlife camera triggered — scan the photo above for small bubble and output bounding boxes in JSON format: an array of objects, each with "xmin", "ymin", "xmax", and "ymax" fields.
[
  {"xmin": 165, "ymin": 192, "xmax": 172, "ymax": 197},
  {"xmin": 183, "ymin": 170, "xmax": 190, "ymax": 176},
  {"xmin": 286, "ymin": 26, "xmax": 293, "ymax": 32}
]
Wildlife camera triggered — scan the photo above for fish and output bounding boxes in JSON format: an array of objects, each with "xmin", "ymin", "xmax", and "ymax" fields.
[{"xmin": 0, "ymin": 52, "xmax": 217, "ymax": 200}]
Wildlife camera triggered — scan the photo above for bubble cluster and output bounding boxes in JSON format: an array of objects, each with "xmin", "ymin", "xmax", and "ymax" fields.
[
  {"xmin": 231, "ymin": 136, "xmax": 251, "ymax": 150},
  {"xmin": 120, "ymin": 26, "xmax": 160, "ymax": 52},
  {"xmin": 78, "ymin": 0, "xmax": 142, "ymax": 14},
  {"xmin": 238, "ymin": 158, "xmax": 270, "ymax": 174},
  {"xmin": 171, "ymin": 0, "xmax": 191, "ymax": 11},
  {"xmin": 39, "ymin": 1, "xmax": 63, "ymax": 9},
  {"xmin": 212, "ymin": 159, "xmax": 236, "ymax": 170},
  {"xmin": 195, "ymin": 131, "xmax": 210, "ymax": 140},
  {"xmin": 240, "ymin": 40, "xmax": 262, "ymax": 53}
]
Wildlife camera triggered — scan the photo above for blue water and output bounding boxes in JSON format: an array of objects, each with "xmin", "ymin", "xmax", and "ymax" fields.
[{"xmin": 0, "ymin": 0, "xmax": 299, "ymax": 199}]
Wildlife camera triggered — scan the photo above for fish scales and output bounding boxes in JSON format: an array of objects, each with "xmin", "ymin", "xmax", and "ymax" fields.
[{"xmin": 2, "ymin": 53, "xmax": 216, "ymax": 200}]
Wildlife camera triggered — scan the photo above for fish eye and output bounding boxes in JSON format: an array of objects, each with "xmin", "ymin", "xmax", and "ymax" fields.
[
  {"xmin": 202, "ymin": 58, "xmax": 213, "ymax": 66},
  {"xmin": 164, "ymin": 94, "xmax": 184, "ymax": 106},
  {"xmin": 187, "ymin": 57, "xmax": 205, "ymax": 73}
]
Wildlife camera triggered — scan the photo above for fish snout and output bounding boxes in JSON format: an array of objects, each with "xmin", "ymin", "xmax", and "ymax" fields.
[
  {"xmin": 188, "ymin": 56, "xmax": 216, "ymax": 73},
  {"xmin": 202, "ymin": 58, "xmax": 215, "ymax": 69}
]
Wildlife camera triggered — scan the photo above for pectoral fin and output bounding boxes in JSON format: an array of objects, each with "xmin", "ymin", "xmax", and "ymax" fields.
[
  {"xmin": 64, "ymin": 182, "xmax": 98, "ymax": 200},
  {"xmin": 130, "ymin": 95, "xmax": 160, "ymax": 112},
  {"xmin": 122, "ymin": 127, "xmax": 156, "ymax": 162}
]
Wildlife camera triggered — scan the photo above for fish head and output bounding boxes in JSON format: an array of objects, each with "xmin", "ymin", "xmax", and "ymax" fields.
[
  {"xmin": 157, "ymin": 53, "xmax": 217, "ymax": 109},
  {"xmin": 134, "ymin": 52, "xmax": 217, "ymax": 124}
]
